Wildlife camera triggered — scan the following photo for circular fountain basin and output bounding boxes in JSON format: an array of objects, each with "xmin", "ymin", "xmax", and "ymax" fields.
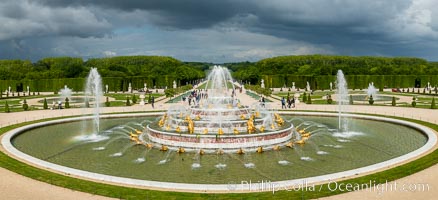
[
  {"xmin": 37, "ymin": 97, "xmax": 95, "ymax": 103},
  {"xmin": 2, "ymin": 112, "xmax": 436, "ymax": 192},
  {"xmin": 352, "ymin": 94, "xmax": 395, "ymax": 101}
]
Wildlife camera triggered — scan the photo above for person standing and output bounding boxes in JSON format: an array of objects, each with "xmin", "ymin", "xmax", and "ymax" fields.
[
  {"xmin": 151, "ymin": 96, "xmax": 155, "ymax": 109},
  {"xmin": 281, "ymin": 97, "xmax": 286, "ymax": 109},
  {"xmin": 261, "ymin": 96, "xmax": 265, "ymax": 108},
  {"xmin": 291, "ymin": 97, "xmax": 295, "ymax": 108}
]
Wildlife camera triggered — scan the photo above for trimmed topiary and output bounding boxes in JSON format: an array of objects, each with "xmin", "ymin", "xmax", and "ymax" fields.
[
  {"xmin": 431, "ymin": 97, "xmax": 436, "ymax": 109},
  {"xmin": 391, "ymin": 96, "xmax": 396, "ymax": 106},
  {"xmin": 5, "ymin": 101, "xmax": 10, "ymax": 113},
  {"xmin": 43, "ymin": 98, "xmax": 48, "ymax": 109},
  {"xmin": 412, "ymin": 96, "xmax": 417, "ymax": 107},
  {"xmin": 349, "ymin": 95, "xmax": 354, "ymax": 105},
  {"xmin": 306, "ymin": 94, "xmax": 312, "ymax": 104},
  {"xmin": 65, "ymin": 97, "xmax": 70, "ymax": 108},
  {"xmin": 302, "ymin": 92, "xmax": 307, "ymax": 103},
  {"xmin": 132, "ymin": 94, "xmax": 137, "ymax": 104},
  {"xmin": 22, "ymin": 99, "xmax": 29, "ymax": 111},
  {"xmin": 105, "ymin": 96, "xmax": 110, "ymax": 107},
  {"xmin": 368, "ymin": 95, "xmax": 374, "ymax": 105},
  {"xmin": 126, "ymin": 96, "xmax": 131, "ymax": 106}
]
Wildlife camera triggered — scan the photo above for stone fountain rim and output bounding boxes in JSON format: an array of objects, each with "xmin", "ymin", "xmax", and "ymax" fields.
[{"xmin": 1, "ymin": 112, "xmax": 436, "ymax": 193}]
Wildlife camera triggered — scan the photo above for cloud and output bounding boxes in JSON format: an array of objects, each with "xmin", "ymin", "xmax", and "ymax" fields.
[
  {"xmin": 1, "ymin": 0, "xmax": 438, "ymax": 62},
  {"xmin": 0, "ymin": 0, "xmax": 111, "ymax": 41},
  {"xmin": 102, "ymin": 50, "xmax": 117, "ymax": 57}
]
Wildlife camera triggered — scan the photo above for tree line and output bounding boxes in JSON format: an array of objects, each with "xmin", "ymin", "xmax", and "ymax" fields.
[
  {"xmin": 229, "ymin": 55, "xmax": 438, "ymax": 83},
  {"xmin": 1, "ymin": 54, "xmax": 438, "ymax": 91},
  {"xmin": 0, "ymin": 56, "xmax": 205, "ymax": 82}
]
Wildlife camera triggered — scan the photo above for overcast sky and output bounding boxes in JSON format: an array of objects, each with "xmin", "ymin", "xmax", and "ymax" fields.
[{"xmin": 1, "ymin": 0, "xmax": 438, "ymax": 63}]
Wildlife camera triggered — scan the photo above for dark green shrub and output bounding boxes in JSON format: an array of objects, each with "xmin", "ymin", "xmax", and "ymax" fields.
[
  {"xmin": 22, "ymin": 99, "xmax": 29, "ymax": 111},
  {"xmin": 306, "ymin": 94, "xmax": 312, "ymax": 104},
  {"xmin": 412, "ymin": 96, "xmax": 416, "ymax": 107},
  {"xmin": 105, "ymin": 96, "xmax": 110, "ymax": 107},
  {"xmin": 65, "ymin": 97, "xmax": 70, "ymax": 108},
  {"xmin": 126, "ymin": 96, "xmax": 131, "ymax": 106},
  {"xmin": 5, "ymin": 101, "xmax": 10, "ymax": 113},
  {"xmin": 132, "ymin": 95, "xmax": 137, "ymax": 104},
  {"xmin": 43, "ymin": 98, "xmax": 48, "ymax": 109},
  {"xmin": 368, "ymin": 95, "xmax": 374, "ymax": 105}
]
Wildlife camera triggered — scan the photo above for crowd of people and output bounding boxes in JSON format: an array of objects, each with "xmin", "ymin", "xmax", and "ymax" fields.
[{"xmin": 281, "ymin": 96, "xmax": 296, "ymax": 109}]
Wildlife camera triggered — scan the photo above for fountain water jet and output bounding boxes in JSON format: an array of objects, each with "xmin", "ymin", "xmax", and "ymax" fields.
[
  {"xmin": 85, "ymin": 68, "xmax": 103, "ymax": 133},
  {"xmin": 60, "ymin": 85, "xmax": 72, "ymax": 102},
  {"xmin": 367, "ymin": 82, "xmax": 378, "ymax": 99},
  {"xmin": 336, "ymin": 70, "xmax": 349, "ymax": 132}
]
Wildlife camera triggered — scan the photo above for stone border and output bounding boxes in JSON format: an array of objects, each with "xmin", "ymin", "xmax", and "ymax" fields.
[{"xmin": 1, "ymin": 112, "xmax": 436, "ymax": 192}]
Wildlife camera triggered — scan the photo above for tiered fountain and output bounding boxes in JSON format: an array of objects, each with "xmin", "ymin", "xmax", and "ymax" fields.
[{"xmin": 145, "ymin": 66, "xmax": 295, "ymax": 153}]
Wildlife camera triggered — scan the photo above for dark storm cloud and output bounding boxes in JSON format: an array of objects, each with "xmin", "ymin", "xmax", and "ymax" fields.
[
  {"xmin": 1, "ymin": 0, "xmax": 438, "ymax": 61},
  {"xmin": 32, "ymin": 0, "xmax": 418, "ymax": 44},
  {"xmin": 35, "ymin": 0, "xmax": 248, "ymax": 29}
]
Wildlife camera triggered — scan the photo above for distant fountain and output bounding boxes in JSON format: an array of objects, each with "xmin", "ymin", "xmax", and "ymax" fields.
[
  {"xmin": 336, "ymin": 70, "xmax": 349, "ymax": 132},
  {"xmin": 59, "ymin": 85, "xmax": 72, "ymax": 102},
  {"xmin": 367, "ymin": 82, "xmax": 377, "ymax": 99},
  {"xmin": 306, "ymin": 82, "xmax": 311, "ymax": 91},
  {"xmin": 261, "ymin": 79, "xmax": 265, "ymax": 88},
  {"xmin": 85, "ymin": 68, "xmax": 103, "ymax": 134},
  {"xmin": 173, "ymin": 80, "xmax": 177, "ymax": 89}
]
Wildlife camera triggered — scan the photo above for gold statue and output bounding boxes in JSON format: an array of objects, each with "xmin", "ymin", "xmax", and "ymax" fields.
[
  {"xmin": 240, "ymin": 114, "xmax": 246, "ymax": 120},
  {"xmin": 247, "ymin": 115, "xmax": 256, "ymax": 133},
  {"xmin": 158, "ymin": 113, "xmax": 167, "ymax": 127},
  {"xmin": 259, "ymin": 125, "xmax": 265, "ymax": 132},
  {"xmin": 255, "ymin": 111, "xmax": 260, "ymax": 118},
  {"xmin": 285, "ymin": 142, "xmax": 294, "ymax": 148},
  {"xmin": 218, "ymin": 128, "xmax": 224, "ymax": 135},
  {"xmin": 301, "ymin": 133, "xmax": 311, "ymax": 138},
  {"xmin": 177, "ymin": 147, "xmax": 185, "ymax": 153},
  {"xmin": 195, "ymin": 115, "xmax": 201, "ymax": 120},
  {"xmin": 237, "ymin": 148, "xmax": 245, "ymax": 154},
  {"xmin": 203, "ymin": 128, "xmax": 208, "ymax": 134},
  {"xmin": 273, "ymin": 145, "xmax": 281, "ymax": 151},
  {"xmin": 160, "ymin": 145, "xmax": 168, "ymax": 151},
  {"xmin": 274, "ymin": 113, "xmax": 284, "ymax": 126},
  {"xmin": 217, "ymin": 149, "xmax": 224, "ymax": 155},
  {"xmin": 256, "ymin": 146, "xmax": 263, "ymax": 153},
  {"xmin": 271, "ymin": 123, "xmax": 276, "ymax": 130},
  {"xmin": 295, "ymin": 139, "xmax": 305, "ymax": 145},
  {"xmin": 185, "ymin": 115, "xmax": 195, "ymax": 134},
  {"xmin": 199, "ymin": 149, "xmax": 205, "ymax": 155},
  {"xmin": 233, "ymin": 128, "xmax": 239, "ymax": 134},
  {"xmin": 176, "ymin": 126, "xmax": 181, "ymax": 133}
]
